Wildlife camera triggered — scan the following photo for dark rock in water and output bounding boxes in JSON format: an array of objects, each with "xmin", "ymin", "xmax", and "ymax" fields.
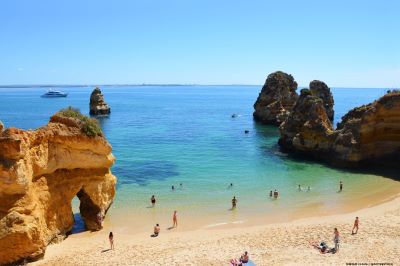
[
  {"xmin": 253, "ymin": 71, "xmax": 298, "ymax": 125},
  {"xmin": 279, "ymin": 90, "xmax": 400, "ymax": 167},
  {"xmin": 231, "ymin": 114, "xmax": 237, "ymax": 118},
  {"xmin": 309, "ymin": 80, "xmax": 334, "ymax": 121},
  {"xmin": 244, "ymin": 130, "xmax": 250, "ymax": 134},
  {"xmin": 89, "ymin": 87, "xmax": 111, "ymax": 115}
]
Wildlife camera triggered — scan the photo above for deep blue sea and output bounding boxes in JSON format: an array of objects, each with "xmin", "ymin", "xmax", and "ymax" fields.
[{"xmin": 1, "ymin": 86, "xmax": 399, "ymax": 232}]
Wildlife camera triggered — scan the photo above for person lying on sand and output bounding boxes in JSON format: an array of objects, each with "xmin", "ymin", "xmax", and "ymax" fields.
[
  {"xmin": 151, "ymin": 224, "xmax": 160, "ymax": 237},
  {"xmin": 310, "ymin": 241, "xmax": 331, "ymax": 254},
  {"xmin": 230, "ymin": 251, "xmax": 249, "ymax": 266}
]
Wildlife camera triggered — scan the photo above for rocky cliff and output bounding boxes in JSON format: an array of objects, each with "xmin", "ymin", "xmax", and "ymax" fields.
[
  {"xmin": 279, "ymin": 90, "xmax": 400, "ymax": 167},
  {"xmin": 309, "ymin": 80, "xmax": 334, "ymax": 121},
  {"xmin": 89, "ymin": 87, "xmax": 111, "ymax": 115},
  {"xmin": 0, "ymin": 110, "xmax": 116, "ymax": 264},
  {"xmin": 253, "ymin": 71, "xmax": 298, "ymax": 125}
]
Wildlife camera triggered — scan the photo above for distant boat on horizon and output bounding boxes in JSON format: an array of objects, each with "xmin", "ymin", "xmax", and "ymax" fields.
[{"xmin": 41, "ymin": 89, "xmax": 68, "ymax": 98}]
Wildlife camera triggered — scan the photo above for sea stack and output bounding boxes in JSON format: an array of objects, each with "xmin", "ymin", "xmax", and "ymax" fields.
[
  {"xmin": 89, "ymin": 87, "xmax": 111, "ymax": 115},
  {"xmin": 279, "ymin": 90, "xmax": 400, "ymax": 167},
  {"xmin": 253, "ymin": 71, "xmax": 298, "ymax": 125},
  {"xmin": 0, "ymin": 109, "xmax": 117, "ymax": 264},
  {"xmin": 309, "ymin": 80, "xmax": 334, "ymax": 121}
]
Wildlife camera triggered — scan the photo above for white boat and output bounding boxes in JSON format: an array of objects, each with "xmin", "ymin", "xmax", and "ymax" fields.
[{"xmin": 41, "ymin": 89, "xmax": 68, "ymax": 98}]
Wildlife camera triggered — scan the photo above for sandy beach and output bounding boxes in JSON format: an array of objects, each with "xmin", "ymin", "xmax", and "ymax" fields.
[{"xmin": 31, "ymin": 194, "xmax": 400, "ymax": 266}]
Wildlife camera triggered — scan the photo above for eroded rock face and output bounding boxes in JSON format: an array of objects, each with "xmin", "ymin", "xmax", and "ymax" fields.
[
  {"xmin": 89, "ymin": 87, "xmax": 111, "ymax": 115},
  {"xmin": 279, "ymin": 89, "xmax": 334, "ymax": 154},
  {"xmin": 253, "ymin": 71, "xmax": 298, "ymax": 125},
  {"xmin": 309, "ymin": 80, "xmax": 334, "ymax": 121},
  {"xmin": 279, "ymin": 91, "xmax": 400, "ymax": 167},
  {"xmin": 0, "ymin": 114, "xmax": 116, "ymax": 264},
  {"xmin": 0, "ymin": 121, "xmax": 4, "ymax": 133}
]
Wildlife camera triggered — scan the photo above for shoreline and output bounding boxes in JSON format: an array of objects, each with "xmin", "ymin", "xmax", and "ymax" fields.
[{"xmin": 32, "ymin": 193, "xmax": 400, "ymax": 265}]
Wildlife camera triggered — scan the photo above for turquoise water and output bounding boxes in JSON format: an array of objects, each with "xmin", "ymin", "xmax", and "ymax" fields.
[{"xmin": 1, "ymin": 86, "xmax": 399, "ymax": 232}]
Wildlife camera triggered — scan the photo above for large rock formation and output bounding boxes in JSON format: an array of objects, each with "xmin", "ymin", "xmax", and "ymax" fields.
[
  {"xmin": 0, "ymin": 121, "xmax": 4, "ymax": 133},
  {"xmin": 253, "ymin": 71, "xmax": 298, "ymax": 125},
  {"xmin": 89, "ymin": 87, "xmax": 111, "ymax": 115},
  {"xmin": 309, "ymin": 80, "xmax": 334, "ymax": 121},
  {"xmin": 279, "ymin": 90, "xmax": 400, "ymax": 167},
  {"xmin": 0, "ymin": 111, "xmax": 116, "ymax": 264}
]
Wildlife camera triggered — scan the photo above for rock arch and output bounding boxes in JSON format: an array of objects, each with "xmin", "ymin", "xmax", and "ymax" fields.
[{"xmin": 0, "ymin": 113, "xmax": 116, "ymax": 264}]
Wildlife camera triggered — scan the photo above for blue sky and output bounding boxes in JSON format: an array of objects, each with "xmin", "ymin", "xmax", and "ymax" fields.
[{"xmin": 0, "ymin": 0, "xmax": 399, "ymax": 87}]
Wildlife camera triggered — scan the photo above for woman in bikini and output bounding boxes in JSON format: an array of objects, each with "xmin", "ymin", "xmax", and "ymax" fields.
[
  {"xmin": 109, "ymin": 232, "xmax": 114, "ymax": 250},
  {"xmin": 173, "ymin": 210, "xmax": 178, "ymax": 227},
  {"xmin": 151, "ymin": 195, "xmax": 156, "ymax": 207}
]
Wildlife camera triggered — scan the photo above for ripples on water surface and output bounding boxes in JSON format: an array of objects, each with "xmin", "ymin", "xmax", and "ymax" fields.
[{"xmin": 1, "ymin": 86, "xmax": 399, "ymax": 231}]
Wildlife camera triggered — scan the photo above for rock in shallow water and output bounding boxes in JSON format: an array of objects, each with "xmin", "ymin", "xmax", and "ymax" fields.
[
  {"xmin": 253, "ymin": 71, "xmax": 298, "ymax": 125},
  {"xmin": 89, "ymin": 87, "xmax": 111, "ymax": 115},
  {"xmin": 0, "ymin": 113, "xmax": 116, "ymax": 264}
]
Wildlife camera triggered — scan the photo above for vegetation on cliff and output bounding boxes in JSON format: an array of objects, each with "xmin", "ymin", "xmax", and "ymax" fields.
[{"xmin": 56, "ymin": 106, "xmax": 102, "ymax": 137}]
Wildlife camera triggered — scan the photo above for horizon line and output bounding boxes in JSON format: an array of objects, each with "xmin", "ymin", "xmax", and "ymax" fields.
[{"xmin": 0, "ymin": 83, "xmax": 395, "ymax": 90}]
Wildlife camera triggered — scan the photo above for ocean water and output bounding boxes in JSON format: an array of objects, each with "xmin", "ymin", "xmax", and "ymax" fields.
[{"xmin": 1, "ymin": 86, "xmax": 399, "ymax": 232}]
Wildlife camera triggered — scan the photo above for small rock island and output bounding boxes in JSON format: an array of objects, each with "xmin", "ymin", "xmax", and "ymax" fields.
[
  {"xmin": 89, "ymin": 87, "xmax": 111, "ymax": 115},
  {"xmin": 0, "ymin": 107, "xmax": 116, "ymax": 264},
  {"xmin": 253, "ymin": 71, "xmax": 299, "ymax": 125}
]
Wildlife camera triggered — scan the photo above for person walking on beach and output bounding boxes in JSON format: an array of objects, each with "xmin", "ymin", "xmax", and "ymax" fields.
[
  {"xmin": 339, "ymin": 181, "xmax": 343, "ymax": 192},
  {"xmin": 172, "ymin": 210, "xmax": 178, "ymax": 228},
  {"xmin": 109, "ymin": 232, "xmax": 114, "ymax": 250},
  {"xmin": 352, "ymin": 217, "xmax": 359, "ymax": 234},
  {"xmin": 232, "ymin": 196, "xmax": 237, "ymax": 209},
  {"xmin": 151, "ymin": 195, "xmax": 156, "ymax": 207},
  {"xmin": 274, "ymin": 189, "xmax": 279, "ymax": 199},
  {"xmin": 333, "ymin": 228, "xmax": 340, "ymax": 252}
]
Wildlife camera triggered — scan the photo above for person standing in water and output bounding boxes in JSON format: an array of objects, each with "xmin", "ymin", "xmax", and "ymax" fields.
[
  {"xmin": 352, "ymin": 217, "xmax": 359, "ymax": 234},
  {"xmin": 273, "ymin": 189, "xmax": 279, "ymax": 199},
  {"xmin": 269, "ymin": 190, "xmax": 273, "ymax": 197},
  {"xmin": 307, "ymin": 186, "xmax": 311, "ymax": 192},
  {"xmin": 151, "ymin": 195, "xmax": 156, "ymax": 207},
  {"xmin": 172, "ymin": 210, "xmax": 178, "ymax": 228},
  {"xmin": 232, "ymin": 196, "xmax": 237, "ymax": 209},
  {"xmin": 109, "ymin": 232, "xmax": 114, "ymax": 250},
  {"xmin": 339, "ymin": 181, "xmax": 343, "ymax": 192},
  {"xmin": 171, "ymin": 185, "xmax": 175, "ymax": 191},
  {"xmin": 298, "ymin": 184, "xmax": 302, "ymax": 191}
]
